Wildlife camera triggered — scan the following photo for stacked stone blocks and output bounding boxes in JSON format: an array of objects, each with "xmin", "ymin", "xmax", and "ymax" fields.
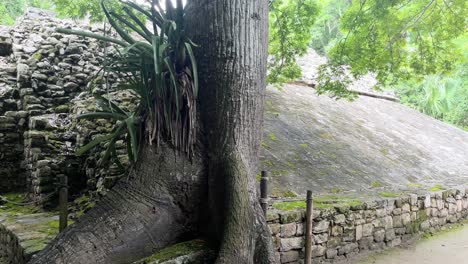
[{"xmin": 268, "ymin": 189, "xmax": 468, "ymax": 264}]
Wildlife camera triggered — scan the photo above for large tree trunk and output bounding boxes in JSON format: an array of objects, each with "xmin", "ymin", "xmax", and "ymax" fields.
[
  {"xmin": 30, "ymin": 144, "xmax": 206, "ymax": 264},
  {"xmin": 30, "ymin": 0, "xmax": 275, "ymax": 263},
  {"xmin": 186, "ymin": 0, "xmax": 275, "ymax": 263}
]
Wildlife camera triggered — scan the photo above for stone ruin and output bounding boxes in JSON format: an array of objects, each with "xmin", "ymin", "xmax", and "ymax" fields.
[{"xmin": 0, "ymin": 8, "xmax": 133, "ymax": 204}]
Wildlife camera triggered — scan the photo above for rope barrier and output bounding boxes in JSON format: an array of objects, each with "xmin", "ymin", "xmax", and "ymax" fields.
[{"xmin": 0, "ymin": 191, "xmax": 57, "ymax": 206}]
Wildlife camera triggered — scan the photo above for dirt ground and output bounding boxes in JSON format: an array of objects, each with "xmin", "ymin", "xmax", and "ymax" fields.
[{"xmin": 356, "ymin": 225, "xmax": 468, "ymax": 264}]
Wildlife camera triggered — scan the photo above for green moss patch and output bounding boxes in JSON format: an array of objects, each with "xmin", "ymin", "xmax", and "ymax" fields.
[
  {"xmin": 268, "ymin": 133, "xmax": 278, "ymax": 141},
  {"xmin": 0, "ymin": 193, "xmax": 41, "ymax": 215},
  {"xmin": 429, "ymin": 184, "xmax": 445, "ymax": 192},
  {"xmin": 137, "ymin": 239, "xmax": 207, "ymax": 263},
  {"xmin": 379, "ymin": 192, "xmax": 402, "ymax": 198},
  {"xmin": 371, "ymin": 181, "xmax": 383, "ymax": 188},
  {"xmin": 272, "ymin": 195, "xmax": 363, "ymax": 211}
]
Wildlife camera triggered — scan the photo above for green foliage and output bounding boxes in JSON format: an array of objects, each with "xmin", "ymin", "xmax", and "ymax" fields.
[
  {"xmin": 52, "ymin": 0, "xmax": 118, "ymax": 22},
  {"xmin": 77, "ymin": 94, "xmax": 139, "ymax": 168},
  {"xmin": 397, "ymin": 63, "xmax": 468, "ymax": 130},
  {"xmin": 0, "ymin": 0, "xmax": 54, "ymax": 25},
  {"xmin": 319, "ymin": 0, "xmax": 467, "ymax": 96},
  {"xmin": 64, "ymin": 0, "xmax": 198, "ymax": 165},
  {"xmin": 268, "ymin": 0, "xmax": 319, "ymax": 83},
  {"xmin": 310, "ymin": 0, "xmax": 350, "ymax": 55}
]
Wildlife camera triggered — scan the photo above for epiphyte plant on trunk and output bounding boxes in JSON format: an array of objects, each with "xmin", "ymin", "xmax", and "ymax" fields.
[{"xmin": 61, "ymin": 0, "xmax": 199, "ymax": 167}]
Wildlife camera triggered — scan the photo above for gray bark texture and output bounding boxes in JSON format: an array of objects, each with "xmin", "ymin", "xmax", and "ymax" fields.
[
  {"xmin": 30, "ymin": 144, "xmax": 206, "ymax": 264},
  {"xmin": 186, "ymin": 0, "xmax": 275, "ymax": 263},
  {"xmin": 30, "ymin": 0, "xmax": 275, "ymax": 263}
]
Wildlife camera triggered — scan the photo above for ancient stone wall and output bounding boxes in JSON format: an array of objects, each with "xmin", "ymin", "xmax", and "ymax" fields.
[
  {"xmin": 0, "ymin": 9, "xmax": 123, "ymax": 200},
  {"xmin": 0, "ymin": 224, "xmax": 26, "ymax": 264},
  {"xmin": 268, "ymin": 188, "xmax": 468, "ymax": 264}
]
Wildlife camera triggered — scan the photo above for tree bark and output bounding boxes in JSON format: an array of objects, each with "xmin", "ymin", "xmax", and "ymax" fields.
[
  {"xmin": 30, "ymin": 143, "xmax": 206, "ymax": 264},
  {"xmin": 186, "ymin": 1, "xmax": 275, "ymax": 263},
  {"xmin": 30, "ymin": 0, "xmax": 275, "ymax": 263}
]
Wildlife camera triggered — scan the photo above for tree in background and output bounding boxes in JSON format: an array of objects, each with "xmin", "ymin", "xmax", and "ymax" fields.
[
  {"xmin": 268, "ymin": 0, "xmax": 319, "ymax": 83},
  {"xmin": 0, "ymin": 0, "xmax": 53, "ymax": 25},
  {"xmin": 310, "ymin": 0, "xmax": 350, "ymax": 55},
  {"xmin": 320, "ymin": 0, "xmax": 467, "ymax": 95}
]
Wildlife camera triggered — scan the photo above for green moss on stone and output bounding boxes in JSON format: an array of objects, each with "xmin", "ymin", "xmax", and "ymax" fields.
[
  {"xmin": 137, "ymin": 239, "xmax": 207, "ymax": 263},
  {"xmin": 379, "ymin": 192, "xmax": 402, "ymax": 198},
  {"xmin": 32, "ymin": 52, "xmax": 42, "ymax": 61},
  {"xmin": 268, "ymin": 133, "xmax": 278, "ymax": 141},
  {"xmin": 371, "ymin": 181, "xmax": 383, "ymax": 188},
  {"xmin": 273, "ymin": 195, "xmax": 363, "ymax": 211},
  {"xmin": 429, "ymin": 184, "xmax": 444, "ymax": 192},
  {"xmin": 299, "ymin": 143, "xmax": 308, "ymax": 148},
  {"xmin": 0, "ymin": 193, "xmax": 40, "ymax": 215},
  {"xmin": 407, "ymin": 183, "xmax": 423, "ymax": 189}
]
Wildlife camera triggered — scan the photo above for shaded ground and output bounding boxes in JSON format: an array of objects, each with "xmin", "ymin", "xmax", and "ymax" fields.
[
  {"xmin": 357, "ymin": 224, "xmax": 468, "ymax": 264},
  {"xmin": 0, "ymin": 193, "xmax": 62, "ymax": 258}
]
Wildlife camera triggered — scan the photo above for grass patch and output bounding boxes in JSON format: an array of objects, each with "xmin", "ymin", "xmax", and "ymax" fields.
[
  {"xmin": 273, "ymin": 201, "xmax": 306, "ymax": 211},
  {"xmin": 0, "ymin": 193, "xmax": 41, "ymax": 215},
  {"xmin": 379, "ymin": 192, "xmax": 401, "ymax": 198},
  {"xmin": 272, "ymin": 195, "xmax": 363, "ymax": 211},
  {"xmin": 407, "ymin": 183, "xmax": 423, "ymax": 188},
  {"xmin": 371, "ymin": 181, "xmax": 383, "ymax": 188},
  {"xmin": 429, "ymin": 184, "xmax": 444, "ymax": 192},
  {"xmin": 330, "ymin": 187, "xmax": 343, "ymax": 194}
]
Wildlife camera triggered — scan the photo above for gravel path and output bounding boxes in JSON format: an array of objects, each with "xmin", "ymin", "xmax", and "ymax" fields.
[{"xmin": 357, "ymin": 225, "xmax": 468, "ymax": 264}]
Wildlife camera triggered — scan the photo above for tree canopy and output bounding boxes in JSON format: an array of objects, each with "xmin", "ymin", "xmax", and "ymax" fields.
[{"xmin": 1, "ymin": 0, "xmax": 467, "ymax": 128}]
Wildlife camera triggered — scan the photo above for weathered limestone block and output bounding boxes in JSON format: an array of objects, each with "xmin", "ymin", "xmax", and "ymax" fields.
[
  {"xmin": 362, "ymin": 223, "xmax": 373, "ymax": 237},
  {"xmin": 333, "ymin": 214, "xmax": 345, "ymax": 224},
  {"xmin": 313, "ymin": 220, "xmax": 329, "ymax": 234},
  {"xmin": 326, "ymin": 237, "xmax": 341, "ymax": 248},
  {"xmin": 355, "ymin": 225, "xmax": 362, "ymax": 241},
  {"xmin": 280, "ymin": 237, "xmax": 304, "ymax": 251},
  {"xmin": 386, "ymin": 237, "xmax": 401, "ymax": 247},
  {"xmin": 385, "ymin": 229, "xmax": 395, "ymax": 241},
  {"xmin": 373, "ymin": 229, "xmax": 385, "ymax": 242},
  {"xmin": 325, "ymin": 248, "xmax": 337, "ymax": 259},
  {"xmin": 281, "ymin": 223, "xmax": 297, "ymax": 238},
  {"xmin": 280, "ymin": 211, "xmax": 302, "ymax": 224},
  {"xmin": 330, "ymin": 225, "xmax": 343, "ymax": 237},
  {"xmin": 312, "ymin": 245, "xmax": 326, "ymax": 257},
  {"xmin": 281, "ymin": 251, "xmax": 299, "ymax": 263},
  {"xmin": 313, "ymin": 233, "xmax": 328, "ymax": 244},
  {"xmin": 337, "ymin": 243, "xmax": 358, "ymax": 255},
  {"xmin": 269, "ymin": 223, "xmax": 280, "ymax": 236}
]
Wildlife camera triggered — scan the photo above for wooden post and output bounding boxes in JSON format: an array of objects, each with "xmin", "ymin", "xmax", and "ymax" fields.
[
  {"xmin": 260, "ymin": 171, "xmax": 269, "ymax": 217},
  {"xmin": 59, "ymin": 175, "xmax": 68, "ymax": 232},
  {"xmin": 305, "ymin": 190, "xmax": 313, "ymax": 264}
]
